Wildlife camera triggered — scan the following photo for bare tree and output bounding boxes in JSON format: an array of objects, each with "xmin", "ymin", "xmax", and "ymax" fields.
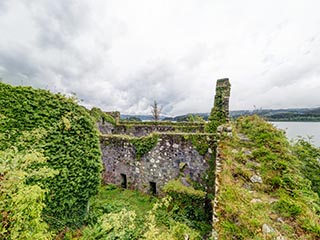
[{"xmin": 151, "ymin": 100, "xmax": 161, "ymax": 121}]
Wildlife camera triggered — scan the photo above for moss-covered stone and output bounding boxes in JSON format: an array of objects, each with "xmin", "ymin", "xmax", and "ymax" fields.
[
  {"xmin": 206, "ymin": 78, "xmax": 231, "ymax": 133},
  {"xmin": 90, "ymin": 107, "xmax": 116, "ymax": 125}
]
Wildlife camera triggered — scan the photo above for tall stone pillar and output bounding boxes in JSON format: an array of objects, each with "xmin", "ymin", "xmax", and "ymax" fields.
[
  {"xmin": 214, "ymin": 78, "xmax": 231, "ymax": 120},
  {"xmin": 206, "ymin": 78, "xmax": 231, "ymax": 132}
]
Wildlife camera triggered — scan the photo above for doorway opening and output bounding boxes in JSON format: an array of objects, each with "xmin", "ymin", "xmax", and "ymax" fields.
[
  {"xmin": 120, "ymin": 174, "xmax": 127, "ymax": 188},
  {"xmin": 149, "ymin": 181, "xmax": 156, "ymax": 195}
]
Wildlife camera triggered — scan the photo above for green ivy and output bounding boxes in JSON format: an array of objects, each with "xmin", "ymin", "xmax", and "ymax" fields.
[
  {"xmin": 0, "ymin": 82, "xmax": 102, "ymax": 230},
  {"xmin": 0, "ymin": 134, "xmax": 58, "ymax": 239},
  {"xmin": 130, "ymin": 134, "xmax": 159, "ymax": 159},
  {"xmin": 162, "ymin": 180, "xmax": 212, "ymax": 235},
  {"xmin": 90, "ymin": 107, "xmax": 116, "ymax": 125},
  {"xmin": 206, "ymin": 80, "xmax": 231, "ymax": 133},
  {"xmin": 184, "ymin": 134, "xmax": 215, "ymax": 156}
]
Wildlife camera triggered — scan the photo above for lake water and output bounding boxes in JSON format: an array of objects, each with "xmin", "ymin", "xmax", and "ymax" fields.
[{"xmin": 272, "ymin": 122, "xmax": 320, "ymax": 146}]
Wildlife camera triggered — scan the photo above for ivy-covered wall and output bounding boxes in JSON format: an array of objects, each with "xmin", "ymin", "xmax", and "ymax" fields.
[
  {"xmin": 0, "ymin": 83, "xmax": 102, "ymax": 229},
  {"xmin": 100, "ymin": 133, "xmax": 216, "ymax": 195}
]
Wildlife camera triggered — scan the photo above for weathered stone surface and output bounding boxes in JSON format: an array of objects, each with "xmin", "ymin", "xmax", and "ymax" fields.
[
  {"xmin": 262, "ymin": 224, "xmax": 275, "ymax": 234},
  {"xmin": 250, "ymin": 174, "xmax": 263, "ymax": 184},
  {"xmin": 226, "ymin": 126, "xmax": 232, "ymax": 132},
  {"xmin": 231, "ymin": 149, "xmax": 239, "ymax": 154},
  {"xmin": 276, "ymin": 235, "xmax": 286, "ymax": 240},
  {"xmin": 238, "ymin": 133, "xmax": 250, "ymax": 142},
  {"xmin": 243, "ymin": 149, "xmax": 252, "ymax": 155},
  {"xmin": 217, "ymin": 126, "xmax": 224, "ymax": 132},
  {"xmin": 101, "ymin": 133, "xmax": 215, "ymax": 195},
  {"xmin": 276, "ymin": 217, "xmax": 284, "ymax": 223},
  {"xmin": 250, "ymin": 198, "xmax": 262, "ymax": 203}
]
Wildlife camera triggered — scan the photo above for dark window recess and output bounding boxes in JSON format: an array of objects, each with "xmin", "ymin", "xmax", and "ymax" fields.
[
  {"xmin": 121, "ymin": 174, "xmax": 127, "ymax": 188},
  {"xmin": 149, "ymin": 181, "xmax": 157, "ymax": 195}
]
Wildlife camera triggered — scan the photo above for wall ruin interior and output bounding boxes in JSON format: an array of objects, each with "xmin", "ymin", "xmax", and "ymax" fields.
[{"xmin": 98, "ymin": 78, "xmax": 230, "ymax": 195}]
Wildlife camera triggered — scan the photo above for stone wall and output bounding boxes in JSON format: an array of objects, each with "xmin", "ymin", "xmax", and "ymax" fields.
[
  {"xmin": 98, "ymin": 122, "xmax": 205, "ymax": 136},
  {"xmin": 96, "ymin": 121, "xmax": 114, "ymax": 134},
  {"xmin": 100, "ymin": 133, "xmax": 216, "ymax": 195}
]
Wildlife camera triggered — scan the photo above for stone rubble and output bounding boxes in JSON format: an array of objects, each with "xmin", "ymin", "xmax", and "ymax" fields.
[{"xmin": 250, "ymin": 174, "xmax": 263, "ymax": 184}]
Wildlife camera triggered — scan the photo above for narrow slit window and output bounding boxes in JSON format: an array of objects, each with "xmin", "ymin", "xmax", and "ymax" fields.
[
  {"xmin": 121, "ymin": 174, "xmax": 127, "ymax": 189},
  {"xmin": 149, "ymin": 181, "xmax": 156, "ymax": 195}
]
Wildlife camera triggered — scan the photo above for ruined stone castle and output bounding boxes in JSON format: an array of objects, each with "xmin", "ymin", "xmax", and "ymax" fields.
[{"xmin": 98, "ymin": 78, "xmax": 231, "ymax": 195}]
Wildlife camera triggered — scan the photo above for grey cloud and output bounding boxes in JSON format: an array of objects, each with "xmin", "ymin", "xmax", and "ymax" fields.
[
  {"xmin": 28, "ymin": 1, "xmax": 90, "ymax": 49},
  {"xmin": 0, "ymin": 1, "xmax": 8, "ymax": 14},
  {"xmin": 1, "ymin": 0, "xmax": 320, "ymax": 114},
  {"xmin": 266, "ymin": 63, "xmax": 319, "ymax": 88},
  {"xmin": 116, "ymin": 62, "xmax": 187, "ymax": 114}
]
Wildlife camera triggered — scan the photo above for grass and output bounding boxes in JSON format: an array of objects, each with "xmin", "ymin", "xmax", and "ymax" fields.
[
  {"xmin": 62, "ymin": 183, "xmax": 210, "ymax": 239},
  {"xmin": 87, "ymin": 184, "xmax": 156, "ymax": 220},
  {"xmin": 216, "ymin": 115, "xmax": 320, "ymax": 239},
  {"xmin": 61, "ymin": 183, "xmax": 208, "ymax": 239}
]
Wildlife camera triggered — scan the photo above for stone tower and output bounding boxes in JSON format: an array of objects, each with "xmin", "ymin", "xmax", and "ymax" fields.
[
  {"xmin": 206, "ymin": 78, "xmax": 231, "ymax": 132},
  {"xmin": 214, "ymin": 78, "xmax": 231, "ymax": 120}
]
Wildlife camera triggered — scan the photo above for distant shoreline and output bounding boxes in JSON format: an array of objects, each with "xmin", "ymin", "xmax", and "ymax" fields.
[{"xmin": 268, "ymin": 119, "xmax": 320, "ymax": 122}]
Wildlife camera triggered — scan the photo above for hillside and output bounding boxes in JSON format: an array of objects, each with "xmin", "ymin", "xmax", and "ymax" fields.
[
  {"xmin": 144, "ymin": 108, "xmax": 320, "ymax": 122},
  {"xmin": 215, "ymin": 116, "xmax": 320, "ymax": 239}
]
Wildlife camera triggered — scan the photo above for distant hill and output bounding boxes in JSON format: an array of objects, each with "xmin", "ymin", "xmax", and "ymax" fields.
[
  {"xmin": 231, "ymin": 107, "xmax": 320, "ymax": 121},
  {"xmin": 121, "ymin": 107, "xmax": 320, "ymax": 122}
]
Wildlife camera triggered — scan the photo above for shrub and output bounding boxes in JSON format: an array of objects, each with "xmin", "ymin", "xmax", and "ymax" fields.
[
  {"xmin": 0, "ymin": 145, "xmax": 57, "ymax": 239},
  {"xmin": 272, "ymin": 199, "xmax": 302, "ymax": 218},
  {"xmin": 0, "ymin": 83, "xmax": 102, "ymax": 229},
  {"xmin": 81, "ymin": 209, "xmax": 141, "ymax": 240}
]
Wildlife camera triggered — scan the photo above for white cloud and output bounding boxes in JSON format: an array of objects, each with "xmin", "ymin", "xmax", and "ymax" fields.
[{"xmin": 1, "ymin": 0, "xmax": 320, "ymax": 115}]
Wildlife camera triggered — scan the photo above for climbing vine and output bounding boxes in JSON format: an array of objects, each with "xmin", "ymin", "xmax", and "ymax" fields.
[
  {"xmin": 184, "ymin": 134, "xmax": 215, "ymax": 156},
  {"xmin": 90, "ymin": 107, "xmax": 116, "ymax": 125},
  {"xmin": 0, "ymin": 82, "xmax": 102, "ymax": 229},
  {"xmin": 130, "ymin": 134, "xmax": 159, "ymax": 159},
  {"xmin": 206, "ymin": 79, "xmax": 231, "ymax": 133}
]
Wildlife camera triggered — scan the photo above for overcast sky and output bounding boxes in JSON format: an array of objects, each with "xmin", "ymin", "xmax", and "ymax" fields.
[{"xmin": 0, "ymin": 0, "xmax": 319, "ymax": 115}]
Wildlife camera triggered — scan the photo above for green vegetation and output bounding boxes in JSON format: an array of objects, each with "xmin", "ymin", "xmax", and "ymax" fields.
[
  {"xmin": 90, "ymin": 107, "xmax": 116, "ymax": 125},
  {"xmin": 72, "ymin": 184, "xmax": 206, "ymax": 239},
  {"xmin": 292, "ymin": 138, "xmax": 320, "ymax": 198},
  {"xmin": 0, "ymin": 145, "xmax": 57, "ymax": 239},
  {"xmin": 122, "ymin": 116, "xmax": 142, "ymax": 122},
  {"xmin": 216, "ymin": 115, "xmax": 320, "ymax": 239},
  {"xmin": 162, "ymin": 180, "xmax": 212, "ymax": 235},
  {"xmin": 184, "ymin": 134, "xmax": 215, "ymax": 156},
  {"xmin": 130, "ymin": 134, "xmax": 159, "ymax": 159},
  {"xmin": 0, "ymin": 82, "xmax": 102, "ymax": 230},
  {"xmin": 231, "ymin": 107, "xmax": 320, "ymax": 122},
  {"xmin": 3, "ymin": 81, "xmax": 320, "ymax": 239},
  {"xmin": 186, "ymin": 114, "xmax": 206, "ymax": 123},
  {"xmin": 163, "ymin": 179, "xmax": 206, "ymax": 198},
  {"xmin": 206, "ymin": 79, "xmax": 231, "ymax": 133},
  {"xmin": 120, "ymin": 120, "xmax": 205, "ymax": 127}
]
